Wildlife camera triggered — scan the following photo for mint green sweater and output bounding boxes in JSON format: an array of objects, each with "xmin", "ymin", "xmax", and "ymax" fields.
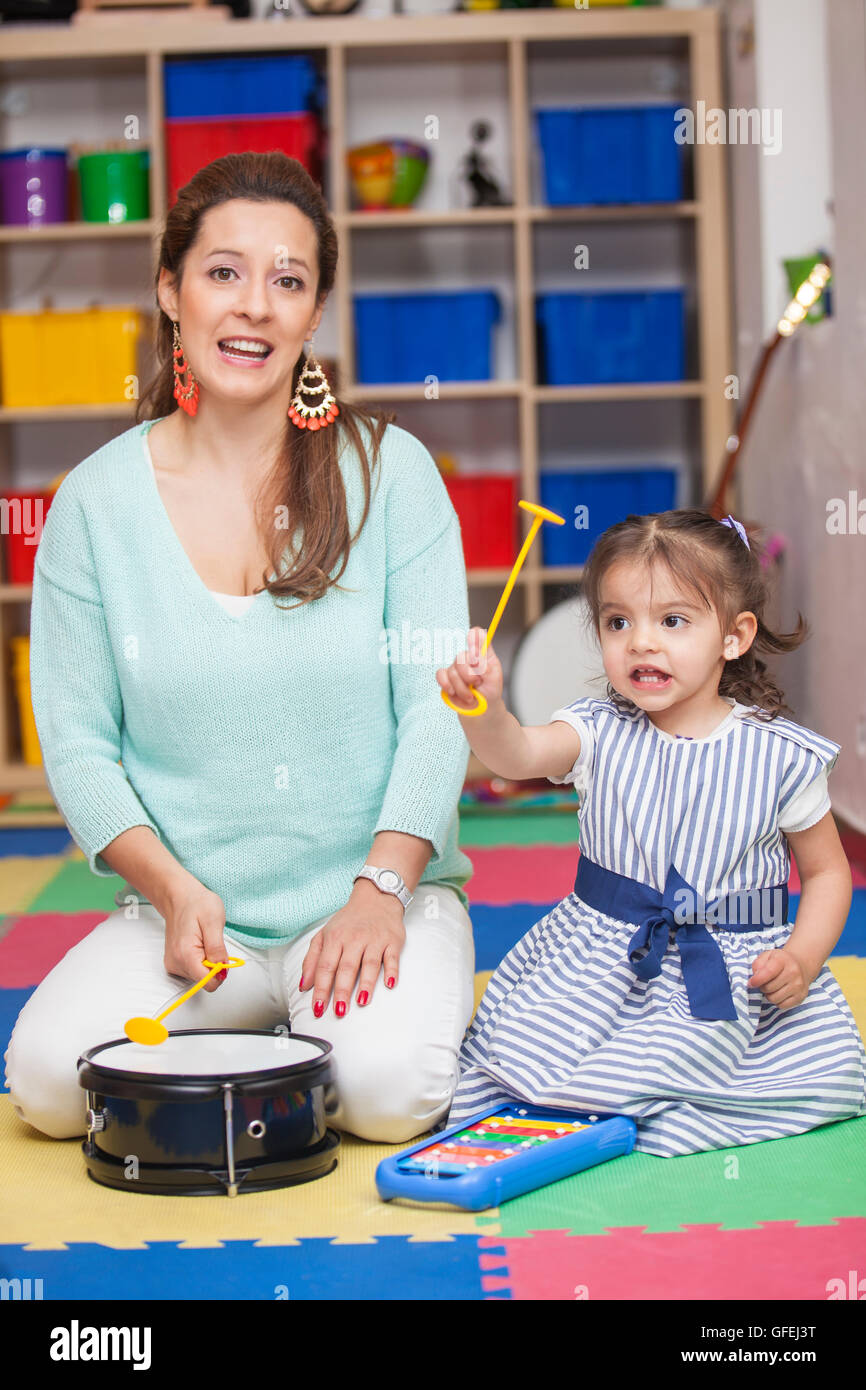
[{"xmin": 29, "ymin": 416, "xmax": 474, "ymax": 947}]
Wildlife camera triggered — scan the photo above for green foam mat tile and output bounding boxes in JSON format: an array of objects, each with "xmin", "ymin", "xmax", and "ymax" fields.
[
  {"xmin": 459, "ymin": 812, "xmax": 580, "ymax": 847},
  {"xmin": 24, "ymin": 857, "xmax": 120, "ymax": 914},
  {"xmin": 486, "ymin": 1115, "xmax": 866, "ymax": 1238}
]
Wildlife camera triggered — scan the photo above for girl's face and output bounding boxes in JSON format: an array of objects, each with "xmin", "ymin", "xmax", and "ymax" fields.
[
  {"xmin": 598, "ymin": 558, "xmax": 738, "ymax": 712},
  {"xmin": 157, "ymin": 198, "xmax": 324, "ymax": 407}
]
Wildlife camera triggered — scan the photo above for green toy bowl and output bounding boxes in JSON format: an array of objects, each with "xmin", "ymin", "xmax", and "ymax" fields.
[{"xmin": 389, "ymin": 140, "xmax": 429, "ymax": 207}]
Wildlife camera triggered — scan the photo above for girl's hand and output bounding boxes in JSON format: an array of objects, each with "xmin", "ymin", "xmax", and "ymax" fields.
[
  {"xmin": 748, "ymin": 946, "xmax": 811, "ymax": 1011},
  {"xmin": 435, "ymin": 626, "xmax": 504, "ymax": 714},
  {"xmin": 299, "ymin": 891, "xmax": 406, "ymax": 1017},
  {"xmin": 162, "ymin": 879, "xmax": 229, "ymax": 993}
]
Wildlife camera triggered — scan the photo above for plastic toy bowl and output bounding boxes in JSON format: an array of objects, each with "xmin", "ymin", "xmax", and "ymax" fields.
[
  {"xmin": 388, "ymin": 139, "xmax": 429, "ymax": 207},
  {"xmin": 347, "ymin": 139, "xmax": 429, "ymax": 210},
  {"xmin": 347, "ymin": 142, "xmax": 393, "ymax": 210}
]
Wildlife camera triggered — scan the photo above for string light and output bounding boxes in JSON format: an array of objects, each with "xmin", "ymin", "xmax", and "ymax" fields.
[{"xmin": 777, "ymin": 262, "xmax": 832, "ymax": 336}]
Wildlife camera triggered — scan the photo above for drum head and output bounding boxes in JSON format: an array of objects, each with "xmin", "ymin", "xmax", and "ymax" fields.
[
  {"xmin": 80, "ymin": 1029, "xmax": 328, "ymax": 1084},
  {"xmin": 510, "ymin": 593, "xmax": 606, "ymax": 727}
]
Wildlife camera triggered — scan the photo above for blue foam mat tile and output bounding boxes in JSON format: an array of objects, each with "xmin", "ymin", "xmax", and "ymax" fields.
[
  {"xmin": 0, "ymin": 1236, "xmax": 492, "ymax": 1301},
  {"xmin": 470, "ymin": 893, "xmax": 866, "ymax": 974},
  {"xmin": 0, "ymin": 828, "xmax": 74, "ymax": 859},
  {"xmin": 0, "ymin": 988, "xmax": 34, "ymax": 1081},
  {"xmin": 470, "ymin": 903, "xmax": 556, "ymax": 971},
  {"xmin": 829, "ymin": 889, "xmax": 866, "ymax": 956}
]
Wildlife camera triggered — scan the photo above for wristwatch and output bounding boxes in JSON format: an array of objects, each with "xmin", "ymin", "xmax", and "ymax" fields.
[{"xmin": 353, "ymin": 864, "xmax": 413, "ymax": 910}]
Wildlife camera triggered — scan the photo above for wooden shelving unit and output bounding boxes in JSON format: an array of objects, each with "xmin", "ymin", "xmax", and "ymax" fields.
[{"xmin": 0, "ymin": 6, "xmax": 733, "ymax": 796}]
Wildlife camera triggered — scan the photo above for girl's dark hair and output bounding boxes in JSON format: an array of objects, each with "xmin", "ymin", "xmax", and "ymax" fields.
[
  {"xmin": 578, "ymin": 509, "xmax": 808, "ymax": 721},
  {"xmin": 136, "ymin": 151, "xmax": 395, "ymax": 608}
]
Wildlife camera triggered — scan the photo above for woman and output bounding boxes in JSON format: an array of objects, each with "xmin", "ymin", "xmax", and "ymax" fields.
[{"xmin": 5, "ymin": 152, "xmax": 476, "ymax": 1144}]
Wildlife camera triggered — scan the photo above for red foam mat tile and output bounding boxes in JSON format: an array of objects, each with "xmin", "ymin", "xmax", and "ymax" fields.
[
  {"xmin": 462, "ymin": 846, "xmax": 846, "ymax": 904},
  {"xmin": 0, "ymin": 912, "xmax": 106, "ymax": 987},
  {"xmin": 479, "ymin": 1219, "xmax": 866, "ymax": 1300}
]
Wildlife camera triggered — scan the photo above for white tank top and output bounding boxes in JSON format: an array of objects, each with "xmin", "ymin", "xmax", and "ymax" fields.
[{"xmin": 145, "ymin": 445, "xmax": 257, "ymax": 615}]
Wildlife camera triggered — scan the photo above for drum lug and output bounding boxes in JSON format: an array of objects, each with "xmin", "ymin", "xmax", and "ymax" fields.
[{"xmin": 85, "ymin": 1092, "xmax": 107, "ymax": 1132}]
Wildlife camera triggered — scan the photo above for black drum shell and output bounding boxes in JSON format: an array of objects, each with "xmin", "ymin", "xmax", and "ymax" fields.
[{"xmin": 78, "ymin": 1029, "xmax": 334, "ymax": 1172}]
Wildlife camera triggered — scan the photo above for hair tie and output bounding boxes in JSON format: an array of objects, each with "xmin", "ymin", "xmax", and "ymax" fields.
[{"xmin": 719, "ymin": 515, "xmax": 750, "ymax": 551}]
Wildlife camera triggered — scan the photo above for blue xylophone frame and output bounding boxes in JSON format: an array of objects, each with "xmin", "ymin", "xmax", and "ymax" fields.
[{"xmin": 375, "ymin": 1102, "xmax": 637, "ymax": 1212}]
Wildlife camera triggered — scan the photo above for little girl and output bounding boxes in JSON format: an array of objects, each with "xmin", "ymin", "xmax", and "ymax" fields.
[{"xmin": 436, "ymin": 508, "xmax": 866, "ymax": 1158}]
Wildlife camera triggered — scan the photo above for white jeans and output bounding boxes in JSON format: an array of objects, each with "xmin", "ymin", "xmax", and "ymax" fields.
[{"xmin": 4, "ymin": 883, "xmax": 475, "ymax": 1144}]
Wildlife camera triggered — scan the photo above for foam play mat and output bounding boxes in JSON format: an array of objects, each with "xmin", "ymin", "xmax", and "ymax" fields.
[{"xmin": 1, "ymin": 818, "xmax": 865, "ymax": 1301}]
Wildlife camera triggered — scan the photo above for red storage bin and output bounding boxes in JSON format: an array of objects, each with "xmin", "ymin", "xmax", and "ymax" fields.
[
  {"xmin": 1, "ymin": 491, "xmax": 52, "ymax": 584},
  {"xmin": 165, "ymin": 114, "xmax": 324, "ymax": 205},
  {"xmin": 444, "ymin": 475, "xmax": 518, "ymax": 569}
]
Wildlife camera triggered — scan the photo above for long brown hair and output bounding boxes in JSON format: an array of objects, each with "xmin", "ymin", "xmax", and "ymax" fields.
[
  {"xmin": 136, "ymin": 151, "xmax": 395, "ymax": 609},
  {"xmin": 578, "ymin": 509, "xmax": 809, "ymax": 721}
]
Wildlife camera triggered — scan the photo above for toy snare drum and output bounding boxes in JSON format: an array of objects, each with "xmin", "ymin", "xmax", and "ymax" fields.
[{"xmin": 78, "ymin": 1029, "xmax": 339, "ymax": 1197}]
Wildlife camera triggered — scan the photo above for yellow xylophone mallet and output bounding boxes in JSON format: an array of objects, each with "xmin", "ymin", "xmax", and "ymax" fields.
[{"xmin": 441, "ymin": 499, "xmax": 565, "ymax": 717}]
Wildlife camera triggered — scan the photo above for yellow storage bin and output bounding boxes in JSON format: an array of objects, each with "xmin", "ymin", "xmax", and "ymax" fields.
[
  {"xmin": 0, "ymin": 306, "xmax": 142, "ymax": 407},
  {"xmin": 11, "ymin": 636, "xmax": 41, "ymax": 766}
]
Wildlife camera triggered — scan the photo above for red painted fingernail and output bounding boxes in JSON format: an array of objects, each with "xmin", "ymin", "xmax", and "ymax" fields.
[
  {"xmin": 299, "ymin": 976, "xmax": 305, "ymax": 990},
  {"xmin": 357, "ymin": 990, "xmax": 368, "ymax": 1006},
  {"xmin": 216, "ymin": 970, "xmax": 227, "ymax": 982},
  {"xmin": 335, "ymin": 1001, "xmax": 346, "ymax": 1018},
  {"xmin": 313, "ymin": 1000, "xmax": 324, "ymax": 1018},
  {"xmin": 387, "ymin": 977, "xmax": 395, "ymax": 989}
]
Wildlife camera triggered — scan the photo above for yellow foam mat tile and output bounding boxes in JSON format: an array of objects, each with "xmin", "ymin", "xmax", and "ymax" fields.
[
  {"xmin": 5, "ymin": 964, "xmax": 860, "ymax": 1253},
  {"xmin": 0, "ymin": 1097, "xmax": 499, "ymax": 1251},
  {"xmin": 473, "ymin": 970, "xmax": 493, "ymax": 1013},
  {"xmin": 0, "ymin": 856, "xmax": 71, "ymax": 916},
  {"xmin": 828, "ymin": 956, "xmax": 866, "ymax": 1038}
]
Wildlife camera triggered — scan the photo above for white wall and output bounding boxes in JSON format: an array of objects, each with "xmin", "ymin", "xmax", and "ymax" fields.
[
  {"xmin": 724, "ymin": 0, "xmax": 866, "ymax": 830},
  {"xmin": 752, "ymin": 0, "xmax": 833, "ymax": 337}
]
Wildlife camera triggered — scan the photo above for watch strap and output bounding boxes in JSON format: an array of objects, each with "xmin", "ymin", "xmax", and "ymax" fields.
[{"xmin": 353, "ymin": 863, "xmax": 413, "ymax": 909}]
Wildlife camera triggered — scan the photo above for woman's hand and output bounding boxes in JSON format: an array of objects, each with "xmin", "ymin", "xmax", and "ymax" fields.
[
  {"xmin": 435, "ymin": 626, "xmax": 504, "ymax": 714},
  {"xmin": 299, "ymin": 885, "xmax": 406, "ymax": 1017},
  {"xmin": 162, "ymin": 878, "xmax": 229, "ymax": 993},
  {"xmin": 748, "ymin": 946, "xmax": 812, "ymax": 1011}
]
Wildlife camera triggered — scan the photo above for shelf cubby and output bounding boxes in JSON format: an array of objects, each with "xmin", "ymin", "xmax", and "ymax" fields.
[{"xmin": 0, "ymin": 7, "xmax": 733, "ymax": 795}]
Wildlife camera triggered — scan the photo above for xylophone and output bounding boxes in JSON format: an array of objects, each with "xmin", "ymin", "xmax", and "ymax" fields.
[{"xmin": 376, "ymin": 1102, "xmax": 637, "ymax": 1211}]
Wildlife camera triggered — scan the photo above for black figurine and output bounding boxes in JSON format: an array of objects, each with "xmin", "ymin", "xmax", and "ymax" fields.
[{"xmin": 461, "ymin": 120, "xmax": 509, "ymax": 207}]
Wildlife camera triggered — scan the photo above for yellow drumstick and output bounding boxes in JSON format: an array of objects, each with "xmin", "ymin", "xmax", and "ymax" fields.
[
  {"xmin": 441, "ymin": 499, "xmax": 565, "ymax": 717},
  {"xmin": 124, "ymin": 957, "xmax": 245, "ymax": 1045}
]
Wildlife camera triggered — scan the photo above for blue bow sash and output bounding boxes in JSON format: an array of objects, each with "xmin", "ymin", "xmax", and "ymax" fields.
[{"xmin": 573, "ymin": 855, "xmax": 789, "ymax": 1021}]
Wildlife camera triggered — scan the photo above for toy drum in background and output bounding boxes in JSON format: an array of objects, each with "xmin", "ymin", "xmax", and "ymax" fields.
[
  {"xmin": 510, "ymin": 593, "xmax": 605, "ymax": 727},
  {"xmin": 78, "ymin": 1029, "xmax": 339, "ymax": 1197}
]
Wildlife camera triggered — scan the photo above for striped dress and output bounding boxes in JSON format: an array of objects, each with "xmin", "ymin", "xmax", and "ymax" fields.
[{"xmin": 449, "ymin": 695, "xmax": 866, "ymax": 1157}]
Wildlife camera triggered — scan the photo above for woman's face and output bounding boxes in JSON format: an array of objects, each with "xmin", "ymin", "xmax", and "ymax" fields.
[
  {"xmin": 158, "ymin": 198, "xmax": 324, "ymax": 407},
  {"xmin": 597, "ymin": 558, "xmax": 733, "ymax": 710}
]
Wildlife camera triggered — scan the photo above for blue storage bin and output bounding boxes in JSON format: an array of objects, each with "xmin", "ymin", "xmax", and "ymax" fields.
[
  {"xmin": 539, "ymin": 469, "xmax": 679, "ymax": 565},
  {"xmin": 164, "ymin": 55, "xmax": 321, "ymax": 119},
  {"xmin": 536, "ymin": 289, "xmax": 685, "ymax": 385},
  {"xmin": 535, "ymin": 104, "xmax": 684, "ymax": 206},
  {"xmin": 353, "ymin": 290, "xmax": 501, "ymax": 384}
]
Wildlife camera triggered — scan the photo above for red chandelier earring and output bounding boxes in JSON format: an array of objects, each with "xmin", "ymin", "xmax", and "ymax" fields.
[
  {"xmin": 288, "ymin": 339, "xmax": 339, "ymax": 431},
  {"xmin": 172, "ymin": 320, "xmax": 199, "ymax": 418}
]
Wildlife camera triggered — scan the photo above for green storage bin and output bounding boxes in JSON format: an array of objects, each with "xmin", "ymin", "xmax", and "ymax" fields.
[{"xmin": 77, "ymin": 149, "xmax": 150, "ymax": 223}]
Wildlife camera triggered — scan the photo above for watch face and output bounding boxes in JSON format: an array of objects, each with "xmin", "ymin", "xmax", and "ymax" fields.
[{"xmin": 378, "ymin": 869, "xmax": 400, "ymax": 891}]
